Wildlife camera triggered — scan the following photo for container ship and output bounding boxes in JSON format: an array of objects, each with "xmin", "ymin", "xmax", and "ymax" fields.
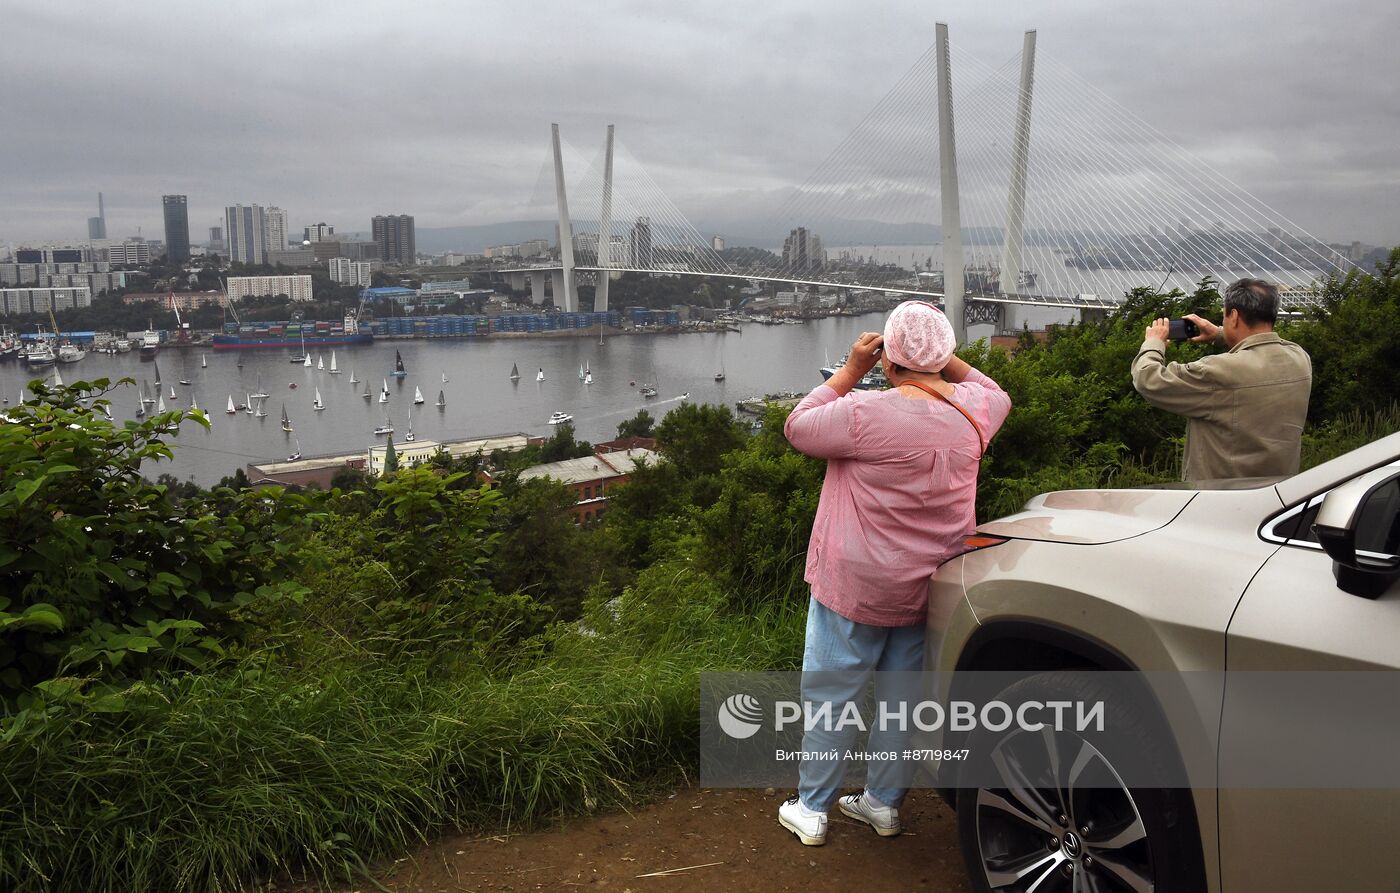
[{"xmin": 212, "ymin": 312, "xmax": 372, "ymax": 351}]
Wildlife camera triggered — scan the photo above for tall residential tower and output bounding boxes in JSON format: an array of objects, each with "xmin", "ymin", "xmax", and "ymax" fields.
[
  {"xmin": 371, "ymin": 214, "xmax": 415, "ymax": 265},
  {"xmin": 225, "ymin": 204, "xmax": 268, "ymax": 265},
  {"xmin": 162, "ymin": 194, "xmax": 190, "ymax": 262}
]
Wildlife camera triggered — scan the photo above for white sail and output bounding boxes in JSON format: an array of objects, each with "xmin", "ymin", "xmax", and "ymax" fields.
[
  {"xmin": 349, "ymin": 368, "xmax": 358, "ymax": 383},
  {"xmin": 245, "ymin": 392, "xmax": 253, "ymax": 414},
  {"xmin": 255, "ymin": 397, "xmax": 267, "ymax": 418},
  {"xmin": 317, "ymin": 354, "xmax": 324, "ymax": 370},
  {"xmin": 584, "ymin": 371, "xmax": 593, "ymax": 385},
  {"xmin": 379, "ymin": 378, "xmax": 389, "ymax": 403},
  {"xmin": 413, "ymin": 386, "xmax": 425, "ymax": 404},
  {"xmin": 329, "ymin": 351, "xmax": 340, "ymax": 374},
  {"xmin": 579, "ymin": 364, "xmax": 585, "ymax": 380},
  {"xmin": 303, "ymin": 354, "xmax": 312, "ymax": 368},
  {"xmin": 157, "ymin": 395, "xmax": 166, "ymax": 413},
  {"xmin": 536, "ymin": 368, "xmax": 545, "ymax": 382},
  {"xmin": 53, "ymin": 368, "xmax": 63, "ymax": 387},
  {"xmin": 313, "ymin": 387, "xmax": 324, "ymax": 410},
  {"xmin": 441, "ymin": 371, "xmax": 448, "ymax": 383},
  {"xmin": 169, "ymin": 386, "xmax": 177, "ymax": 400},
  {"xmin": 201, "ymin": 354, "xmax": 207, "ymax": 368},
  {"xmin": 190, "ymin": 395, "xmax": 199, "ymax": 412},
  {"xmin": 405, "ymin": 416, "xmax": 415, "ymax": 441},
  {"xmin": 227, "ymin": 394, "xmax": 235, "ymax": 413}
]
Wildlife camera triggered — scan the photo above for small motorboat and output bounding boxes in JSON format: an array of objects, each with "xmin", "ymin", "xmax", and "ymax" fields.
[
  {"xmin": 288, "ymin": 382, "xmax": 298, "ymax": 389},
  {"xmin": 714, "ymin": 372, "xmax": 726, "ymax": 381},
  {"xmin": 179, "ymin": 378, "xmax": 192, "ymax": 386},
  {"xmin": 548, "ymin": 411, "xmax": 573, "ymax": 425}
]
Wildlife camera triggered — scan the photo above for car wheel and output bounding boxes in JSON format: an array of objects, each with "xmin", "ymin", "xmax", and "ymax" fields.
[{"xmin": 955, "ymin": 671, "xmax": 1204, "ymax": 892}]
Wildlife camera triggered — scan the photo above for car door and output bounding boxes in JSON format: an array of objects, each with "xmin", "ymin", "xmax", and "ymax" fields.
[{"xmin": 1218, "ymin": 467, "xmax": 1400, "ymax": 891}]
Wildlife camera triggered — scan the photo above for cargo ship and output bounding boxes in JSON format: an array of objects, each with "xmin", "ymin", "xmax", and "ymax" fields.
[{"xmin": 212, "ymin": 312, "xmax": 372, "ymax": 351}]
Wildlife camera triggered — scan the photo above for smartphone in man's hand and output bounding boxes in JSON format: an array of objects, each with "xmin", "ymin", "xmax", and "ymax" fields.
[{"xmin": 1167, "ymin": 318, "xmax": 1200, "ymax": 342}]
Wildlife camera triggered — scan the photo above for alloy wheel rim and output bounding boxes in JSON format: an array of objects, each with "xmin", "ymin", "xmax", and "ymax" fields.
[{"xmin": 974, "ymin": 727, "xmax": 1153, "ymax": 892}]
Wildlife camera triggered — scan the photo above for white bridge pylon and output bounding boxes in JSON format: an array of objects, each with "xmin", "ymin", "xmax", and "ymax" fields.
[{"xmin": 529, "ymin": 25, "xmax": 1351, "ymax": 324}]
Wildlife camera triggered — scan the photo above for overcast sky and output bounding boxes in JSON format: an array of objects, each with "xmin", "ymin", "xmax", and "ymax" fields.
[{"xmin": 3, "ymin": 0, "xmax": 1397, "ymax": 247}]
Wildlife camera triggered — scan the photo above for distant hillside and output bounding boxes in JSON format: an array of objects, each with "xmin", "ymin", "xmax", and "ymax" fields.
[
  {"xmin": 416, "ymin": 217, "xmax": 1018, "ymax": 255},
  {"xmin": 415, "ymin": 221, "xmax": 558, "ymax": 254}
]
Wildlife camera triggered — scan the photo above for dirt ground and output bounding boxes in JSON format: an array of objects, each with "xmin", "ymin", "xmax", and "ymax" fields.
[{"xmin": 315, "ymin": 788, "xmax": 970, "ymax": 893}]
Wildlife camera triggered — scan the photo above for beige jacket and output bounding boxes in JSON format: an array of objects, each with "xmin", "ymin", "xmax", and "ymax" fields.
[{"xmin": 1132, "ymin": 331, "xmax": 1312, "ymax": 482}]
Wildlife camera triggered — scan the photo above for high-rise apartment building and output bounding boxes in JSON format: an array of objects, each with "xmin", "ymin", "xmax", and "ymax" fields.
[
  {"xmin": 266, "ymin": 207, "xmax": 288, "ymax": 253},
  {"xmin": 781, "ymin": 227, "xmax": 824, "ymax": 274},
  {"xmin": 87, "ymin": 192, "xmax": 107, "ymax": 241},
  {"xmin": 329, "ymin": 257, "xmax": 372, "ymax": 286},
  {"xmin": 208, "ymin": 225, "xmax": 224, "ymax": 250},
  {"xmin": 371, "ymin": 214, "xmax": 416, "ymax": 265},
  {"xmin": 107, "ymin": 238, "xmax": 152, "ymax": 265},
  {"xmin": 303, "ymin": 222, "xmax": 335, "ymax": 242},
  {"xmin": 226, "ymin": 274, "xmax": 314, "ymax": 302},
  {"xmin": 162, "ymin": 195, "xmax": 190, "ymax": 262},
  {"xmin": 628, "ymin": 217, "xmax": 653, "ymax": 268},
  {"xmin": 225, "ymin": 204, "xmax": 267, "ymax": 265}
]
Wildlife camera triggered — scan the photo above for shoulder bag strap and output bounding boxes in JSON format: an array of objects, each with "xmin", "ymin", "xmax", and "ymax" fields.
[{"xmin": 896, "ymin": 380, "xmax": 986, "ymax": 457}]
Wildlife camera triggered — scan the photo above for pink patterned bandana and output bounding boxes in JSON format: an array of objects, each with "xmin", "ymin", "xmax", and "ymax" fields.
[{"xmin": 882, "ymin": 300, "xmax": 956, "ymax": 373}]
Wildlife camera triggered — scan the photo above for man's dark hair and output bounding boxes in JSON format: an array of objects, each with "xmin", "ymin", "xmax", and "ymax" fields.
[{"xmin": 1223, "ymin": 278, "xmax": 1279, "ymax": 327}]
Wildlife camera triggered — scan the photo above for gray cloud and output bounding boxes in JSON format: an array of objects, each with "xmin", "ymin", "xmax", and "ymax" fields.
[{"xmin": 2, "ymin": 0, "xmax": 1396, "ymax": 246}]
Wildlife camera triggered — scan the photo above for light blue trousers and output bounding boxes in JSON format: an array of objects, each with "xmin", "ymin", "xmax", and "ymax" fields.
[{"xmin": 798, "ymin": 596, "xmax": 926, "ymax": 813}]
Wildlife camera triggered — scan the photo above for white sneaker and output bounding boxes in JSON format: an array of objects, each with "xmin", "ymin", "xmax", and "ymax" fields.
[
  {"xmin": 838, "ymin": 791, "xmax": 901, "ymax": 837},
  {"xmin": 778, "ymin": 796, "xmax": 827, "ymax": 846}
]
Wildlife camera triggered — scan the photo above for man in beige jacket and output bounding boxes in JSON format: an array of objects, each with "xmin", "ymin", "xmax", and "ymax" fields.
[{"xmin": 1132, "ymin": 278, "xmax": 1313, "ymax": 482}]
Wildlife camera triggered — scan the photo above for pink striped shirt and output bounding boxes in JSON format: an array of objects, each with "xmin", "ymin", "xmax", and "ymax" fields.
[{"xmin": 784, "ymin": 369, "xmax": 1011, "ymax": 626}]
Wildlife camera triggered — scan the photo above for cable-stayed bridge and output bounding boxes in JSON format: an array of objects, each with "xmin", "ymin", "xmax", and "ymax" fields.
[{"xmin": 497, "ymin": 24, "xmax": 1353, "ymax": 339}]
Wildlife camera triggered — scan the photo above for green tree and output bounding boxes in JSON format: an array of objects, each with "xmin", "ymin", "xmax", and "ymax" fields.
[
  {"xmin": 616, "ymin": 409, "xmax": 656, "ymax": 439},
  {"xmin": 0, "ymin": 379, "xmax": 310, "ymax": 704},
  {"xmin": 383, "ymin": 436, "xmax": 399, "ymax": 474},
  {"xmin": 654, "ymin": 403, "xmax": 747, "ymax": 477}
]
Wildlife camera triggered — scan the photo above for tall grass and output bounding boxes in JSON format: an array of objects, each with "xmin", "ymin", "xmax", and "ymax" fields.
[{"xmin": 0, "ymin": 563, "xmax": 804, "ymax": 893}]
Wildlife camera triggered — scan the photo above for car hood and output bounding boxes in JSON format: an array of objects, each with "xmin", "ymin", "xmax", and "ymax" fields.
[{"xmin": 978, "ymin": 488, "xmax": 1196, "ymax": 545}]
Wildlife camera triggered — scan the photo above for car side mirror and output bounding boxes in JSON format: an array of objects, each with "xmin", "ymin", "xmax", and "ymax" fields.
[{"xmin": 1313, "ymin": 466, "xmax": 1400, "ymax": 599}]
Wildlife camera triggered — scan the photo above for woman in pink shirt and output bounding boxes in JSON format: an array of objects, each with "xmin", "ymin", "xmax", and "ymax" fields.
[{"xmin": 776, "ymin": 301, "xmax": 1011, "ymax": 846}]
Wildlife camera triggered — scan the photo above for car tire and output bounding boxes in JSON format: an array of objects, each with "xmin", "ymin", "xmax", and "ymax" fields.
[{"xmin": 954, "ymin": 670, "xmax": 1205, "ymax": 892}]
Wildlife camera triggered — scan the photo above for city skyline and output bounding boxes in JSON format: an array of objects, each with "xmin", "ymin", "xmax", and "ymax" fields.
[{"xmin": 2, "ymin": 0, "xmax": 1397, "ymax": 247}]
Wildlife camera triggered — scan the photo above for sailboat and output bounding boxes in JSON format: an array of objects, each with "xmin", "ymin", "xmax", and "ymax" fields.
[
  {"xmin": 349, "ymin": 368, "xmax": 359, "ymax": 384},
  {"xmin": 136, "ymin": 396, "xmax": 146, "ymax": 418},
  {"xmin": 584, "ymin": 364, "xmax": 593, "ymax": 385},
  {"xmin": 226, "ymin": 395, "xmax": 236, "ymax": 415},
  {"xmin": 153, "ymin": 359, "xmax": 162, "ymax": 385},
  {"xmin": 329, "ymin": 351, "xmax": 341, "ymax": 374},
  {"xmin": 252, "ymin": 373, "xmax": 269, "ymax": 399},
  {"xmin": 578, "ymin": 364, "xmax": 586, "ymax": 381},
  {"xmin": 53, "ymin": 368, "xmax": 64, "ymax": 388},
  {"xmin": 245, "ymin": 393, "xmax": 254, "ymax": 415},
  {"xmin": 441, "ymin": 371, "xmax": 448, "ymax": 383},
  {"xmin": 303, "ymin": 353, "xmax": 312, "ymax": 368},
  {"xmin": 362, "ymin": 382, "xmax": 372, "ymax": 400},
  {"xmin": 157, "ymin": 394, "xmax": 166, "ymax": 413},
  {"xmin": 316, "ymin": 354, "xmax": 324, "ymax": 371},
  {"xmin": 436, "ymin": 389, "xmax": 445, "ymax": 408},
  {"xmin": 510, "ymin": 362, "xmax": 520, "ymax": 381},
  {"xmin": 715, "ymin": 350, "xmax": 726, "ymax": 382},
  {"xmin": 169, "ymin": 385, "xmax": 177, "ymax": 401},
  {"xmin": 292, "ymin": 333, "xmax": 308, "ymax": 363},
  {"xmin": 536, "ymin": 367, "xmax": 545, "ymax": 382},
  {"xmin": 373, "ymin": 414, "xmax": 393, "ymax": 436},
  {"xmin": 288, "ymin": 436, "xmax": 303, "ymax": 462},
  {"xmin": 255, "ymin": 396, "xmax": 267, "ymax": 418},
  {"xmin": 190, "ymin": 394, "xmax": 200, "ymax": 413},
  {"xmin": 392, "ymin": 350, "xmax": 407, "ymax": 378},
  {"xmin": 379, "ymin": 379, "xmax": 390, "ymax": 403},
  {"xmin": 313, "ymin": 388, "xmax": 325, "ymax": 411},
  {"xmin": 201, "ymin": 353, "xmax": 207, "ymax": 369},
  {"xmin": 236, "ymin": 356, "xmax": 244, "ymax": 369},
  {"xmin": 141, "ymin": 381, "xmax": 156, "ymax": 405},
  {"xmin": 281, "ymin": 404, "xmax": 293, "ymax": 433},
  {"xmin": 413, "ymin": 386, "xmax": 425, "ymax": 405},
  {"xmin": 405, "ymin": 415, "xmax": 415, "ymax": 442}
]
